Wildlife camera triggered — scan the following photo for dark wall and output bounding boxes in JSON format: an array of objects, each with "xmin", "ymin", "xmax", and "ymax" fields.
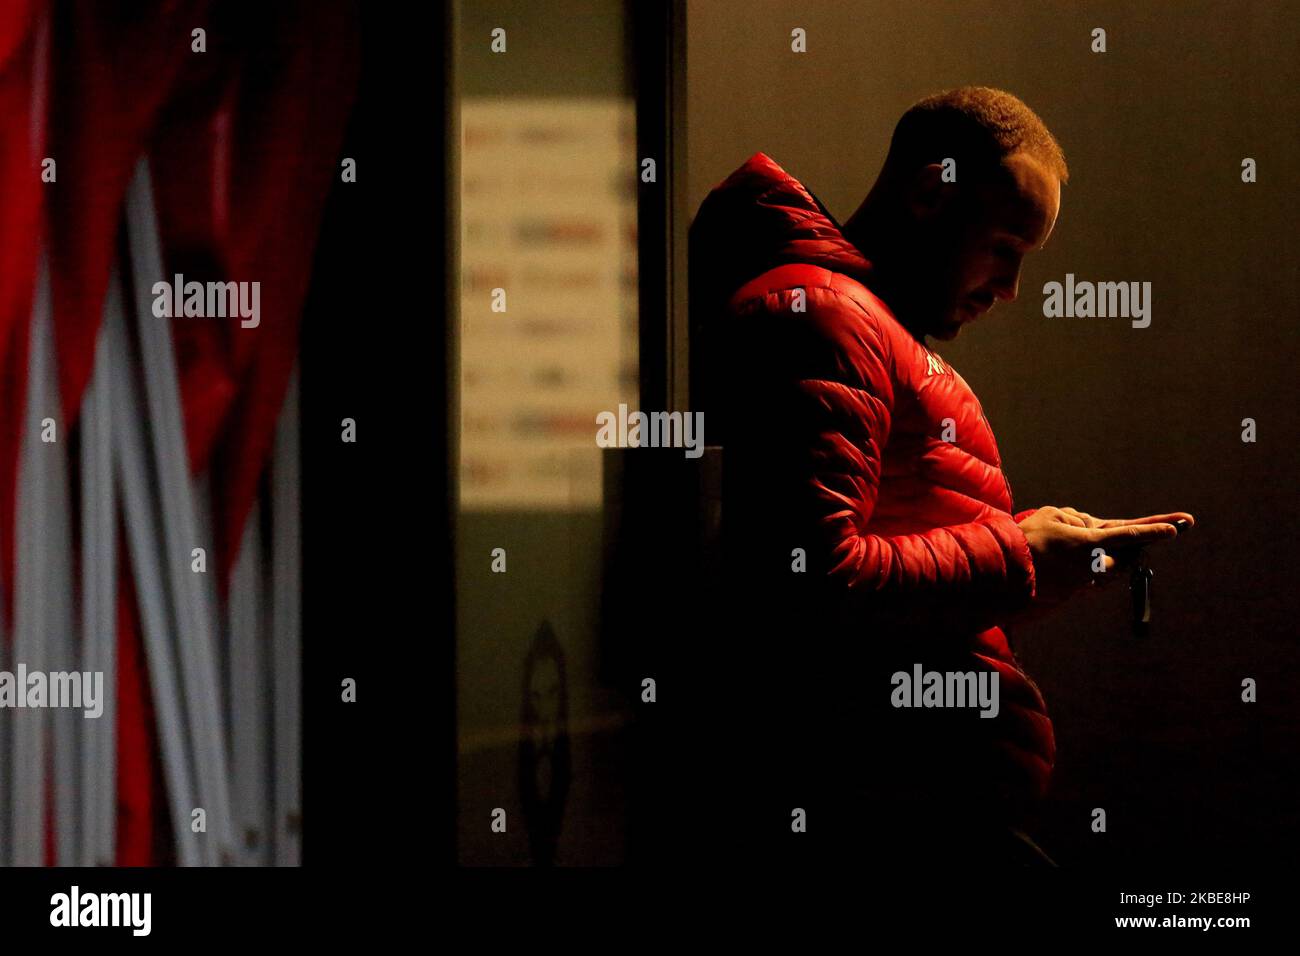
[
  {"xmin": 687, "ymin": 0, "xmax": 1299, "ymax": 865},
  {"xmin": 301, "ymin": 0, "xmax": 450, "ymax": 867}
]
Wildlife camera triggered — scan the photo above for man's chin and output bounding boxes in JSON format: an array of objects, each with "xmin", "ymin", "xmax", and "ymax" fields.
[{"xmin": 929, "ymin": 318, "xmax": 965, "ymax": 341}]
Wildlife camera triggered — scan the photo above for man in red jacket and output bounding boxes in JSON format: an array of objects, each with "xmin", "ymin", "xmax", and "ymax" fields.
[{"xmin": 688, "ymin": 87, "xmax": 1192, "ymax": 865}]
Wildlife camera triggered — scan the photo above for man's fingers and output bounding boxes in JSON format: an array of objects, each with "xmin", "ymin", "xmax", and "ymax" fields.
[
  {"xmin": 1097, "ymin": 512, "xmax": 1195, "ymax": 529},
  {"xmin": 1097, "ymin": 556, "xmax": 1133, "ymax": 585},
  {"xmin": 1060, "ymin": 507, "xmax": 1102, "ymax": 528},
  {"xmin": 1047, "ymin": 507, "xmax": 1088, "ymax": 528},
  {"xmin": 1091, "ymin": 522, "xmax": 1179, "ymax": 545}
]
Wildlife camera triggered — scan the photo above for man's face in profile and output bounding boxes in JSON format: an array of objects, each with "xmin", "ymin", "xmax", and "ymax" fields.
[{"xmin": 916, "ymin": 151, "xmax": 1060, "ymax": 340}]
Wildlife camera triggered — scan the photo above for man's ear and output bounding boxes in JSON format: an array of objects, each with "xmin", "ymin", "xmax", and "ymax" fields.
[{"xmin": 905, "ymin": 163, "xmax": 953, "ymax": 221}]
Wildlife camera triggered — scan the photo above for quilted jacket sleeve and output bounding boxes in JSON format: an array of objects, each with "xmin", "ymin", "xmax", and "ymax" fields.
[{"xmin": 776, "ymin": 293, "xmax": 1038, "ymax": 634}]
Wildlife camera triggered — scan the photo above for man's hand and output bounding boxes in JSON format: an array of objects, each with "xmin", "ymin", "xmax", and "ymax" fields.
[{"xmin": 1015, "ymin": 506, "xmax": 1194, "ymax": 614}]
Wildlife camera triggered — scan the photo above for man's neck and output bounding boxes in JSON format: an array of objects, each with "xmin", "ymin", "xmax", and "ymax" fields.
[{"xmin": 842, "ymin": 199, "xmax": 928, "ymax": 342}]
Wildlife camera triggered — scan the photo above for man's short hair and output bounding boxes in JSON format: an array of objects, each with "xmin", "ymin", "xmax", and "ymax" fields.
[{"xmin": 886, "ymin": 86, "xmax": 1069, "ymax": 185}]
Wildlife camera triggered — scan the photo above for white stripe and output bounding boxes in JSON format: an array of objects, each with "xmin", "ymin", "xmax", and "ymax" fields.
[
  {"xmin": 79, "ymin": 319, "xmax": 117, "ymax": 866},
  {"xmin": 12, "ymin": 251, "xmax": 54, "ymax": 865},
  {"xmin": 271, "ymin": 369, "xmax": 302, "ymax": 866},
  {"xmin": 48, "ymin": 323, "xmax": 76, "ymax": 867},
  {"xmin": 123, "ymin": 158, "xmax": 236, "ymax": 865},
  {"xmin": 106, "ymin": 269, "xmax": 203, "ymax": 866}
]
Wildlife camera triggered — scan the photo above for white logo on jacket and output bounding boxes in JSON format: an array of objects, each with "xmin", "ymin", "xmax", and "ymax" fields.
[{"xmin": 924, "ymin": 351, "xmax": 947, "ymax": 376}]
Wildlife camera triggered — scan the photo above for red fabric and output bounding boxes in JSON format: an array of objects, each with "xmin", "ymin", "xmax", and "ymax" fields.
[
  {"xmin": 691, "ymin": 152, "xmax": 1055, "ymax": 811},
  {"xmin": 5, "ymin": 1, "xmax": 356, "ymax": 865},
  {"xmin": 0, "ymin": 0, "xmax": 45, "ymax": 626},
  {"xmin": 150, "ymin": 0, "xmax": 358, "ymax": 591},
  {"xmin": 45, "ymin": 0, "xmax": 216, "ymax": 428},
  {"xmin": 38, "ymin": 0, "xmax": 214, "ymax": 868}
]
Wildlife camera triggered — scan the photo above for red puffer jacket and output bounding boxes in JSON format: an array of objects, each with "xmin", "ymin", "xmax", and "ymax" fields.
[{"xmin": 690, "ymin": 153, "xmax": 1055, "ymax": 829}]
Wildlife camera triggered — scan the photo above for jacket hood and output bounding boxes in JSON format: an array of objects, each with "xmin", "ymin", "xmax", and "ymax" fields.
[{"xmin": 688, "ymin": 152, "xmax": 874, "ymax": 318}]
